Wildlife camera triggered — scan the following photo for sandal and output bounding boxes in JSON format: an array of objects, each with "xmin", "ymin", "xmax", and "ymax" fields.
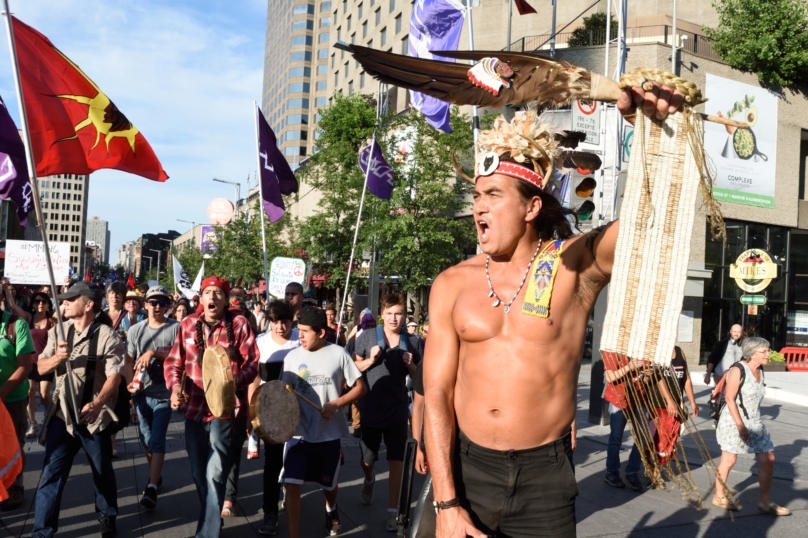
[
  {"xmin": 758, "ymin": 502, "xmax": 791, "ymax": 516},
  {"xmin": 712, "ymin": 496, "xmax": 741, "ymax": 511},
  {"xmin": 221, "ymin": 501, "xmax": 235, "ymax": 517}
]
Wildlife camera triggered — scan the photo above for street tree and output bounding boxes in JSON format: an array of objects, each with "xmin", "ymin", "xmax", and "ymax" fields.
[{"xmin": 567, "ymin": 13, "xmax": 618, "ymax": 48}]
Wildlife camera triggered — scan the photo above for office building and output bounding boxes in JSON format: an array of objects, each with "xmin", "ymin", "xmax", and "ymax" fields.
[
  {"xmin": 85, "ymin": 216, "xmax": 110, "ymax": 264},
  {"xmin": 137, "ymin": 231, "xmax": 180, "ymax": 276},
  {"xmin": 37, "ymin": 173, "xmax": 90, "ymax": 274}
]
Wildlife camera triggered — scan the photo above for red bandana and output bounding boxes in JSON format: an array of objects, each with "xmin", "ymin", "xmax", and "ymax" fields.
[{"xmin": 475, "ymin": 160, "xmax": 544, "ymax": 190}]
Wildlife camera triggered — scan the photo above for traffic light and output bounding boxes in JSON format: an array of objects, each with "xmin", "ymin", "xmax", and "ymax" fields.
[{"xmin": 569, "ymin": 167, "xmax": 597, "ymax": 228}]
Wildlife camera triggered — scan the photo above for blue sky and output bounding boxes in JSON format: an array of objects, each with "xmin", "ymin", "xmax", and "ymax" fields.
[{"xmin": 0, "ymin": 0, "xmax": 267, "ymax": 263}]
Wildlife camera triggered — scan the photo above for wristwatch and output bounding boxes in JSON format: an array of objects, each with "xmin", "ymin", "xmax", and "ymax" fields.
[{"xmin": 433, "ymin": 498, "xmax": 461, "ymax": 514}]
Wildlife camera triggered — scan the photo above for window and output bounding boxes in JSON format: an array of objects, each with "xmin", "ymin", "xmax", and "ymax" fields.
[
  {"xmin": 321, "ymin": 1, "xmax": 331, "ymax": 10},
  {"xmin": 337, "ymin": 27, "xmax": 341, "ymax": 40},
  {"xmin": 53, "ymin": 192, "xmax": 60, "ymax": 199},
  {"xmin": 316, "ymin": 80, "xmax": 327, "ymax": 91},
  {"xmin": 401, "ymin": 35, "xmax": 409, "ymax": 54},
  {"xmin": 345, "ymin": 62, "xmax": 349, "ymax": 76},
  {"xmin": 315, "ymin": 97, "xmax": 327, "ymax": 106},
  {"xmin": 318, "ymin": 48, "xmax": 328, "ymax": 59},
  {"xmin": 367, "ymin": 39, "xmax": 373, "ymax": 48},
  {"xmin": 285, "ymin": 146, "xmax": 305, "ymax": 157},
  {"xmin": 317, "ymin": 64, "xmax": 328, "ymax": 75},
  {"xmin": 291, "ymin": 35, "xmax": 313, "ymax": 46},
  {"xmin": 360, "ymin": 71, "xmax": 365, "ymax": 88},
  {"xmin": 293, "ymin": 4, "xmax": 315, "ymax": 15},
  {"xmin": 291, "ymin": 20, "xmax": 314, "ymax": 31},
  {"xmin": 290, "ymin": 51, "xmax": 312, "ymax": 62},
  {"xmin": 351, "ymin": 32, "xmax": 356, "ymax": 44},
  {"xmin": 289, "ymin": 82, "xmax": 310, "ymax": 93},
  {"xmin": 331, "ymin": 53, "xmax": 335, "ymax": 68},
  {"xmin": 286, "ymin": 130, "xmax": 308, "ymax": 141},
  {"xmin": 395, "ymin": 14, "xmax": 402, "ymax": 34},
  {"xmin": 287, "ymin": 98, "xmax": 310, "ymax": 109},
  {"xmin": 390, "ymin": 0, "xmax": 395, "ymax": 12},
  {"xmin": 362, "ymin": 21, "xmax": 368, "ymax": 38},
  {"xmin": 343, "ymin": 0, "xmax": 347, "ymax": 13},
  {"xmin": 335, "ymin": 71, "xmax": 339, "ymax": 85},
  {"xmin": 375, "ymin": 9, "xmax": 380, "ymax": 25},
  {"xmin": 289, "ymin": 67, "xmax": 311, "ymax": 77},
  {"xmin": 318, "ymin": 32, "xmax": 330, "ymax": 43},
  {"xmin": 320, "ymin": 16, "xmax": 330, "ymax": 27},
  {"xmin": 348, "ymin": 81, "xmax": 354, "ymax": 95},
  {"xmin": 380, "ymin": 27, "xmax": 387, "ymax": 46}
]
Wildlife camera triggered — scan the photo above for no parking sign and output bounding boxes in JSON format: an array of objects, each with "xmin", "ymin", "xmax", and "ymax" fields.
[{"xmin": 572, "ymin": 99, "xmax": 600, "ymax": 145}]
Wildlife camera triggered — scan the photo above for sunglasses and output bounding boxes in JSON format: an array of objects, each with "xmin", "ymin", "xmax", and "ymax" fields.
[
  {"xmin": 33, "ymin": 299, "xmax": 49, "ymax": 305},
  {"xmin": 148, "ymin": 299, "xmax": 169, "ymax": 308}
]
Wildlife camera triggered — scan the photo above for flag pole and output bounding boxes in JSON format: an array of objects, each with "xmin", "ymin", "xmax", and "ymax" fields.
[
  {"xmin": 253, "ymin": 101, "xmax": 271, "ymax": 305},
  {"xmin": 2, "ymin": 0, "xmax": 80, "ymax": 423},
  {"xmin": 465, "ymin": 0, "xmax": 479, "ymax": 154}
]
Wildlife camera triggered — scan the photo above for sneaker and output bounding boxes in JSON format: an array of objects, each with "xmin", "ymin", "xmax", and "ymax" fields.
[
  {"xmin": 258, "ymin": 512, "xmax": 278, "ymax": 535},
  {"xmin": 604, "ymin": 472, "xmax": 625, "ymax": 488},
  {"xmin": 221, "ymin": 500, "xmax": 235, "ymax": 517},
  {"xmin": 140, "ymin": 486, "xmax": 157, "ymax": 510},
  {"xmin": 25, "ymin": 422, "xmax": 36, "ymax": 439},
  {"xmin": 99, "ymin": 516, "xmax": 117, "ymax": 538},
  {"xmin": 625, "ymin": 473, "xmax": 643, "ymax": 492},
  {"xmin": 325, "ymin": 505, "xmax": 341, "ymax": 535},
  {"xmin": 360, "ymin": 478, "xmax": 375, "ymax": 505},
  {"xmin": 386, "ymin": 512, "xmax": 398, "ymax": 532}
]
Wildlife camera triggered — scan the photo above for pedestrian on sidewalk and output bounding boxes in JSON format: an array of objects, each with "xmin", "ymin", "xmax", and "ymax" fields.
[
  {"xmin": 353, "ymin": 293, "xmax": 421, "ymax": 532},
  {"xmin": 32, "ymin": 282, "xmax": 125, "ymax": 538},
  {"xmin": 704, "ymin": 324, "xmax": 743, "ymax": 385},
  {"xmin": 280, "ymin": 307, "xmax": 365, "ymax": 538},
  {"xmin": 165, "ymin": 276, "xmax": 259, "ymax": 538},
  {"xmin": 126, "ymin": 286, "xmax": 179, "ymax": 510},
  {"xmin": 713, "ymin": 337, "xmax": 791, "ymax": 516},
  {"xmin": 344, "ymin": 310, "xmax": 376, "ymax": 438}
]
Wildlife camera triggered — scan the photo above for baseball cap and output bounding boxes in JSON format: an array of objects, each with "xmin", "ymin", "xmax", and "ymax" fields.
[
  {"xmin": 298, "ymin": 306, "xmax": 327, "ymax": 330},
  {"xmin": 407, "ymin": 321, "xmax": 417, "ymax": 327},
  {"xmin": 146, "ymin": 285, "xmax": 170, "ymax": 300},
  {"xmin": 57, "ymin": 282, "xmax": 103, "ymax": 302},
  {"xmin": 201, "ymin": 276, "xmax": 230, "ymax": 296}
]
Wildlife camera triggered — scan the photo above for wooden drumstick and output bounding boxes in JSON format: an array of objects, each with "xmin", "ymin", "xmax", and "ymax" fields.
[
  {"xmin": 285, "ymin": 384, "xmax": 322, "ymax": 412},
  {"xmin": 178, "ymin": 372, "xmax": 187, "ymax": 401}
]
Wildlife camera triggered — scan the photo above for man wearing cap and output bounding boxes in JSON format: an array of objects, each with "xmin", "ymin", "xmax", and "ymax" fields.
[
  {"xmin": 126, "ymin": 285, "xmax": 180, "ymax": 510},
  {"xmin": 164, "ymin": 276, "xmax": 258, "ymax": 538},
  {"xmin": 33, "ymin": 282, "xmax": 125, "ymax": 538}
]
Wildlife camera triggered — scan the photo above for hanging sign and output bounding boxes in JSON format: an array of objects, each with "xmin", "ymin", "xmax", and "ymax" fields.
[
  {"xmin": 572, "ymin": 99, "xmax": 600, "ymax": 145},
  {"xmin": 4, "ymin": 240, "xmax": 71, "ymax": 285},
  {"xmin": 740, "ymin": 294, "xmax": 767, "ymax": 306},
  {"xmin": 267, "ymin": 257, "xmax": 306, "ymax": 299},
  {"xmin": 729, "ymin": 249, "xmax": 779, "ymax": 293}
]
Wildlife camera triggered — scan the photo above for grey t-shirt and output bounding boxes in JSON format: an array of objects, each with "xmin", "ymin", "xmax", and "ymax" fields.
[
  {"xmin": 281, "ymin": 343, "xmax": 362, "ymax": 443},
  {"xmin": 127, "ymin": 318, "xmax": 179, "ymax": 399},
  {"xmin": 354, "ymin": 328, "xmax": 421, "ymax": 429}
]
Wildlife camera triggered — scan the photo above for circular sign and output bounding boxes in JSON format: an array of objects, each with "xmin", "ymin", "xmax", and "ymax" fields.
[
  {"xmin": 576, "ymin": 99, "xmax": 597, "ymax": 115},
  {"xmin": 207, "ymin": 198, "xmax": 234, "ymax": 225},
  {"xmin": 731, "ymin": 249, "xmax": 778, "ymax": 293}
]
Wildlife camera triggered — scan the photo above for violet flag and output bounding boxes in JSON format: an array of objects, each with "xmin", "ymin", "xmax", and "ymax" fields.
[
  {"xmin": 0, "ymin": 94, "xmax": 33, "ymax": 226},
  {"xmin": 409, "ymin": 0, "xmax": 465, "ymax": 133},
  {"xmin": 256, "ymin": 106, "xmax": 298, "ymax": 223},
  {"xmin": 359, "ymin": 136, "xmax": 394, "ymax": 200}
]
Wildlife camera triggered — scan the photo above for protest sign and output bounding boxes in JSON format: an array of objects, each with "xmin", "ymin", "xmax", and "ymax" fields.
[
  {"xmin": 268, "ymin": 257, "xmax": 306, "ymax": 299},
  {"xmin": 4, "ymin": 240, "xmax": 71, "ymax": 284}
]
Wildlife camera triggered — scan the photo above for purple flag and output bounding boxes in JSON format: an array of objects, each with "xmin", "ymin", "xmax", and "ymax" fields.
[
  {"xmin": 256, "ymin": 106, "xmax": 298, "ymax": 223},
  {"xmin": 409, "ymin": 0, "xmax": 465, "ymax": 133},
  {"xmin": 359, "ymin": 136, "xmax": 394, "ymax": 199},
  {"xmin": 0, "ymin": 94, "xmax": 33, "ymax": 226}
]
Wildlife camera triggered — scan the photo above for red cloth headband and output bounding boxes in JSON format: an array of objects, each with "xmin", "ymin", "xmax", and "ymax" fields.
[{"xmin": 475, "ymin": 152, "xmax": 545, "ymax": 190}]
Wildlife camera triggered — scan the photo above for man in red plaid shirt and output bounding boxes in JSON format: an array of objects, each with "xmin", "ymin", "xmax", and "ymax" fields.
[{"xmin": 165, "ymin": 276, "xmax": 258, "ymax": 538}]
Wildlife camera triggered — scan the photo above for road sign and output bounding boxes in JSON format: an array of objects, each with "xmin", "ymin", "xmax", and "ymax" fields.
[
  {"xmin": 740, "ymin": 294, "xmax": 767, "ymax": 306},
  {"xmin": 747, "ymin": 305, "xmax": 759, "ymax": 315},
  {"xmin": 572, "ymin": 99, "xmax": 600, "ymax": 145}
]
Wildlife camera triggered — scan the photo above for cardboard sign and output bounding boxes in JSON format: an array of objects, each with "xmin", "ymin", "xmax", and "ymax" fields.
[
  {"xmin": 268, "ymin": 257, "xmax": 306, "ymax": 299},
  {"xmin": 4, "ymin": 240, "xmax": 71, "ymax": 285}
]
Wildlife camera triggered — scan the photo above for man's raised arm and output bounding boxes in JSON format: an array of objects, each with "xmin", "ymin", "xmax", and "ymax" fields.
[{"xmin": 423, "ymin": 271, "xmax": 486, "ymax": 538}]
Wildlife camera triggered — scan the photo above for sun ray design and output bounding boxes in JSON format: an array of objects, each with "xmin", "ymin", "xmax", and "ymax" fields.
[{"xmin": 52, "ymin": 48, "xmax": 139, "ymax": 153}]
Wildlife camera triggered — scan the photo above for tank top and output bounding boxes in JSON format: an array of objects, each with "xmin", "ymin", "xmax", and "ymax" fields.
[{"xmin": 28, "ymin": 317, "xmax": 52, "ymax": 362}]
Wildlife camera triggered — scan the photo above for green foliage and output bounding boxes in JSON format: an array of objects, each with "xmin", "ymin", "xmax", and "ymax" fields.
[
  {"xmin": 567, "ymin": 13, "xmax": 618, "ymax": 48},
  {"xmin": 768, "ymin": 350, "xmax": 785, "ymax": 363},
  {"xmin": 704, "ymin": 0, "xmax": 808, "ymax": 87}
]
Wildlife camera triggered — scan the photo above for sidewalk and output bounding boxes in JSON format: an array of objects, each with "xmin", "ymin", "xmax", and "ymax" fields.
[{"xmin": 690, "ymin": 370, "xmax": 808, "ymax": 408}]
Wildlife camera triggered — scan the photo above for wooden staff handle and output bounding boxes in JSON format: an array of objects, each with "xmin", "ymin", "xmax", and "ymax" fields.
[
  {"xmin": 285, "ymin": 384, "xmax": 323, "ymax": 411},
  {"xmin": 178, "ymin": 371, "xmax": 187, "ymax": 401},
  {"xmin": 700, "ymin": 114, "xmax": 748, "ymax": 129}
]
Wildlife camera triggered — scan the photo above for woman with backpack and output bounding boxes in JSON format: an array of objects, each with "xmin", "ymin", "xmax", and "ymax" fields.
[{"xmin": 713, "ymin": 337, "xmax": 790, "ymax": 516}]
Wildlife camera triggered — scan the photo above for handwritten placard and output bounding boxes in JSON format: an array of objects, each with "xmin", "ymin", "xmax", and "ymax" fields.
[
  {"xmin": 268, "ymin": 257, "xmax": 306, "ymax": 299},
  {"xmin": 4, "ymin": 240, "xmax": 71, "ymax": 285}
]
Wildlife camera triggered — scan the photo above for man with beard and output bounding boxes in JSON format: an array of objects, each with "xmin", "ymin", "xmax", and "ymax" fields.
[
  {"xmin": 419, "ymin": 86, "xmax": 683, "ymax": 538},
  {"xmin": 164, "ymin": 276, "xmax": 258, "ymax": 538}
]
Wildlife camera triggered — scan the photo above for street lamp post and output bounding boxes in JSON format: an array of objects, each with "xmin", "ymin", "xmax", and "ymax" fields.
[
  {"xmin": 142, "ymin": 255, "xmax": 153, "ymax": 278},
  {"xmin": 212, "ymin": 177, "xmax": 241, "ymax": 208},
  {"xmin": 177, "ymin": 219, "xmax": 196, "ymax": 233},
  {"xmin": 160, "ymin": 238, "xmax": 173, "ymax": 284}
]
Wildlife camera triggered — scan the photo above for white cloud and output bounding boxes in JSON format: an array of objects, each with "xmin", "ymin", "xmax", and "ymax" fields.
[{"xmin": 0, "ymin": 0, "xmax": 268, "ymax": 262}]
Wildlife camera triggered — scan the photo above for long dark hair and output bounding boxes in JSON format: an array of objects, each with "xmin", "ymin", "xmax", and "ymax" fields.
[
  {"xmin": 514, "ymin": 178, "xmax": 578, "ymax": 241},
  {"xmin": 27, "ymin": 291, "xmax": 55, "ymax": 319}
]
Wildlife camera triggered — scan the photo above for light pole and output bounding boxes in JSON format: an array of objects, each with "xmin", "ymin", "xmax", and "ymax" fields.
[
  {"xmin": 142, "ymin": 255, "xmax": 153, "ymax": 278},
  {"xmin": 156, "ymin": 250, "xmax": 162, "ymax": 284},
  {"xmin": 212, "ymin": 177, "xmax": 241, "ymax": 208},
  {"xmin": 177, "ymin": 219, "xmax": 196, "ymax": 233},
  {"xmin": 160, "ymin": 237, "xmax": 173, "ymax": 283}
]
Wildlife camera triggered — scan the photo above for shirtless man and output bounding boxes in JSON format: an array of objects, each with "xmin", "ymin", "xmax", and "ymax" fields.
[{"xmin": 421, "ymin": 85, "xmax": 684, "ymax": 538}]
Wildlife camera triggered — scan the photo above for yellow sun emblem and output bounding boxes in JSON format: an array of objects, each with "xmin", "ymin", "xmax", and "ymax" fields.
[{"xmin": 53, "ymin": 49, "xmax": 139, "ymax": 153}]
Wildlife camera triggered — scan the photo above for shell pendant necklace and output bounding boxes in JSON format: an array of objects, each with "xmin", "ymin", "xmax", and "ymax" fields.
[{"xmin": 485, "ymin": 239, "xmax": 542, "ymax": 314}]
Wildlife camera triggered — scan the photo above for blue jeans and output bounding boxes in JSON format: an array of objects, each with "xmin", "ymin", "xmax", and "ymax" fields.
[
  {"xmin": 185, "ymin": 417, "xmax": 234, "ymax": 538},
  {"xmin": 32, "ymin": 417, "xmax": 117, "ymax": 538},
  {"xmin": 224, "ymin": 412, "xmax": 248, "ymax": 503},
  {"xmin": 606, "ymin": 404, "xmax": 643, "ymax": 476},
  {"xmin": 133, "ymin": 393, "xmax": 171, "ymax": 454}
]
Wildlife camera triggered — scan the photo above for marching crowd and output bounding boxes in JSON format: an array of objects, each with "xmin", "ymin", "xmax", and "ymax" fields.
[{"xmin": 0, "ymin": 276, "xmax": 429, "ymax": 538}]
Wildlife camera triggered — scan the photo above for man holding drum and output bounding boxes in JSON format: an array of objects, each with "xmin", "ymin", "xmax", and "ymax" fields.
[
  {"xmin": 280, "ymin": 307, "xmax": 366, "ymax": 538},
  {"xmin": 165, "ymin": 276, "xmax": 258, "ymax": 538}
]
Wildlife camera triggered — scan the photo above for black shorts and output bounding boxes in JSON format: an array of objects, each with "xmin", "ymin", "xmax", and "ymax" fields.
[
  {"xmin": 415, "ymin": 431, "xmax": 578, "ymax": 538},
  {"xmin": 29, "ymin": 363, "xmax": 54, "ymax": 383},
  {"xmin": 359, "ymin": 421, "xmax": 408, "ymax": 463},
  {"xmin": 280, "ymin": 438, "xmax": 342, "ymax": 491}
]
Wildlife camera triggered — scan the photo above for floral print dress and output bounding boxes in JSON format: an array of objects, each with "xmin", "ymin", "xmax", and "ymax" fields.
[{"xmin": 716, "ymin": 361, "xmax": 774, "ymax": 454}]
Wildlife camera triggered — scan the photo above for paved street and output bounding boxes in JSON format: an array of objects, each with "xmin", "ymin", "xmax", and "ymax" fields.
[{"xmin": 2, "ymin": 364, "xmax": 806, "ymax": 537}]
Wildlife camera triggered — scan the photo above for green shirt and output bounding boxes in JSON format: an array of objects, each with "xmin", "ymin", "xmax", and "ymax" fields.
[{"xmin": 0, "ymin": 311, "xmax": 36, "ymax": 403}]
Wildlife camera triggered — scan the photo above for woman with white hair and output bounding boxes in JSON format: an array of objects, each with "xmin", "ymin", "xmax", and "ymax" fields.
[{"xmin": 713, "ymin": 337, "xmax": 790, "ymax": 515}]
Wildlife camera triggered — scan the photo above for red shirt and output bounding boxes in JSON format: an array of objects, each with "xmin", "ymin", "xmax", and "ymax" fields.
[{"xmin": 164, "ymin": 312, "xmax": 258, "ymax": 422}]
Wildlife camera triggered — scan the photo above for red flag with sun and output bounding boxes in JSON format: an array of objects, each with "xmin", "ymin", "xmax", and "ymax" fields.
[{"xmin": 11, "ymin": 17, "xmax": 168, "ymax": 181}]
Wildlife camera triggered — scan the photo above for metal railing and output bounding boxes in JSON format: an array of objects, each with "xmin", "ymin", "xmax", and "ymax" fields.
[{"xmin": 507, "ymin": 25, "xmax": 719, "ymax": 61}]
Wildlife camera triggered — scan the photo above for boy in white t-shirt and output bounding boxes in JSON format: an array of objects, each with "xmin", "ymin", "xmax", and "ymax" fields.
[
  {"xmin": 280, "ymin": 307, "xmax": 365, "ymax": 538},
  {"xmin": 248, "ymin": 301, "xmax": 301, "ymax": 536}
]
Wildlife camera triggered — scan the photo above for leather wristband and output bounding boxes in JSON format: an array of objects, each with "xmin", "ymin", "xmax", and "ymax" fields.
[{"xmin": 433, "ymin": 497, "xmax": 461, "ymax": 514}]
